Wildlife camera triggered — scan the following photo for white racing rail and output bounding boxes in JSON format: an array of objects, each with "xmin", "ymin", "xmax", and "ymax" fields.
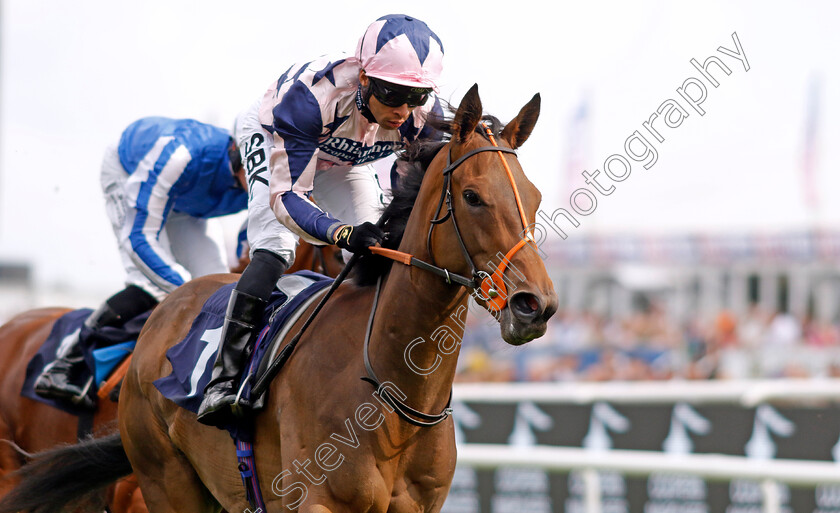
[
  {"xmin": 456, "ymin": 444, "xmax": 840, "ymax": 513},
  {"xmin": 456, "ymin": 444, "xmax": 840, "ymax": 486},
  {"xmin": 452, "ymin": 378, "xmax": 840, "ymax": 407},
  {"xmin": 451, "ymin": 379, "xmax": 840, "ymax": 513}
]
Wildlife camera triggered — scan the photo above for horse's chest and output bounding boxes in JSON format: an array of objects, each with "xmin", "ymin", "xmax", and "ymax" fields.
[
  {"xmin": 388, "ymin": 473, "xmax": 451, "ymax": 513},
  {"xmin": 322, "ymin": 450, "xmax": 451, "ymax": 512},
  {"xmin": 320, "ymin": 437, "xmax": 453, "ymax": 512},
  {"xmin": 385, "ymin": 445, "xmax": 456, "ymax": 512}
]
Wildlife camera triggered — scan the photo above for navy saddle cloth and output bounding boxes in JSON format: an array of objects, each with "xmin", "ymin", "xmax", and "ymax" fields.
[
  {"xmin": 22, "ymin": 309, "xmax": 150, "ymax": 415},
  {"xmin": 153, "ymin": 271, "xmax": 333, "ymax": 417}
]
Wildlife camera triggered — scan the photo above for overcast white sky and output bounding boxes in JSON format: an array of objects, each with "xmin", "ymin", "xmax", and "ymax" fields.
[{"xmin": 1, "ymin": 0, "xmax": 838, "ymax": 298}]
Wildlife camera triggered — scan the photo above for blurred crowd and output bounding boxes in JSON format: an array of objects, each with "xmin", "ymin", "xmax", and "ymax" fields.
[{"xmin": 455, "ymin": 300, "xmax": 840, "ymax": 383}]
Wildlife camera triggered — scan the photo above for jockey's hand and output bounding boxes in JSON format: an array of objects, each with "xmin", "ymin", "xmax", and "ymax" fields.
[{"xmin": 333, "ymin": 222, "xmax": 385, "ymax": 254}]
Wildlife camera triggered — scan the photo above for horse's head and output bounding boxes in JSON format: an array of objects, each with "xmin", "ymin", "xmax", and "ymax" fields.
[{"xmin": 421, "ymin": 85, "xmax": 558, "ymax": 345}]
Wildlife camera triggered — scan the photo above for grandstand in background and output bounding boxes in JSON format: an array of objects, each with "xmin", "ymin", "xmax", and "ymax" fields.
[
  {"xmin": 456, "ymin": 228, "xmax": 840, "ymax": 383},
  {"xmin": 544, "ymin": 228, "xmax": 840, "ymax": 323}
]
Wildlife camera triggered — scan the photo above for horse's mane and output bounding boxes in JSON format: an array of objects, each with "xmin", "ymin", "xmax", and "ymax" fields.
[{"xmin": 353, "ymin": 108, "xmax": 504, "ymax": 286}]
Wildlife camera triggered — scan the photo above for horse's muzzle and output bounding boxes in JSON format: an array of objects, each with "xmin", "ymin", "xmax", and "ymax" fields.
[{"xmin": 500, "ymin": 290, "xmax": 558, "ymax": 346}]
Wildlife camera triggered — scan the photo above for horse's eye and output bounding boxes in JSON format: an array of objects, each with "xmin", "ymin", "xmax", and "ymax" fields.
[{"xmin": 463, "ymin": 190, "xmax": 482, "ymax": 206}]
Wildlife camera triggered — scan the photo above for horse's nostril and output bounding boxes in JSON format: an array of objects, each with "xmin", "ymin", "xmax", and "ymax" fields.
[
  {"xmin": 511, "ymin": 293, "xmax": 541, "ymax": 319},
  {"xmin": 523, "ymin": 295, "xmax": 539, "ymax": 313}
]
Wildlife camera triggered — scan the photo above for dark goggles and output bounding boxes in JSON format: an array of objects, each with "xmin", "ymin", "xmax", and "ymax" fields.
[{"xmin": 368, "ymin": 77, "xmax": 431, "ymax": 108}]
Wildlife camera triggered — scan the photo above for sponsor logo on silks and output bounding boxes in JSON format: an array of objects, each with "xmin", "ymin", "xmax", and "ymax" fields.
[
  {"xmin": 320, "ymin": 137, "xmax": 402, "ymax": 165},
  {"xmin": 334, "ymin": 225, "xmax": 353, "ymax": 243}
]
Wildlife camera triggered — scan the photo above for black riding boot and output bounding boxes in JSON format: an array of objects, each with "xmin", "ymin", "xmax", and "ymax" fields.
[
  {"xmin": 196, "ymin": 290, "xmax": 267, "ymax": 426},
  {"xmin": 34, "ymin": 302, "xmax": 122, "ymax": 410}
]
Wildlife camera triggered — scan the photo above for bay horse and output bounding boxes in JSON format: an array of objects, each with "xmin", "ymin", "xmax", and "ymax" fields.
[
  {"xmin": 0, "ymin": 84, "xmax": 557, "ymax": 513},
  {"xmin": 0, "ymin": 307, "xmax": 146, "ymax": 512},
  {"xmin": 0, "ymin": 240, "xmax": 342, "ymax": 513}
]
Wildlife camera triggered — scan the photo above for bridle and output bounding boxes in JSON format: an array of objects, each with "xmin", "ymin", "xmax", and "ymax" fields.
[
  {"xmin": 361, "ymin": 123, "xmax": 538, "ymax": 427},
  {"xmin": 252, "ymin": 123, "xmax": 539, "ymax": 426},
  {"xmin": 370, "ymin": 123, "xmax": 536, "ymax": 312}
]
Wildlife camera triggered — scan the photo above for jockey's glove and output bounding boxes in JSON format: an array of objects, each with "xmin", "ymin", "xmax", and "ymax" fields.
[{"xmin": 333, "ymin": 222, "xmax": 385, "ymax": 254}]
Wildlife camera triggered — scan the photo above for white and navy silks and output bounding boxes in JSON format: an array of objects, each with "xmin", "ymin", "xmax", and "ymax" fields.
[
  {"xmin": 234, "ymin": 53, "xmax": 443, "ymax": 266},
  {"xmin": 100, "ymin": 117, "xmax": 247, "ymax": 301}
]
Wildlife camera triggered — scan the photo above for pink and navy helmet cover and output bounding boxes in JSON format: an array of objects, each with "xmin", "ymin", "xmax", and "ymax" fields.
[{"xmin": 356, "ymin": 14, "xmax": 444, "ymax": 91}]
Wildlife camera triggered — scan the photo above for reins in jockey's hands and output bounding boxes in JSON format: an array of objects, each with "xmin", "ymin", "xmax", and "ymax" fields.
[{"xmin": 333, "ymin": 222, "xmax": 385, "ymax": 255}]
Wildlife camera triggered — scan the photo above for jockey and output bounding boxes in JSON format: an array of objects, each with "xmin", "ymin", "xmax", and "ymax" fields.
[
  {"xmin": 197, "ymin": 14, "xmax": 446, "ymax": 426},
  {"xmin": 35, "ymin": 117, "xmax": 248, "ymax": 409}
]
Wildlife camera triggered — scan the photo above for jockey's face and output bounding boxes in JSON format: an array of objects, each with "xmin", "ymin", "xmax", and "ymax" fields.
[{"xmin": 359, "ymin": 71, "xmax": 417, "ymax": 130}]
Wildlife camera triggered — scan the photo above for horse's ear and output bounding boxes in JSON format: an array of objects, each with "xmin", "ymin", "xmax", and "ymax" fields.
[
  {"xmin": 500, "ymin": 93, "xmax": 541, "ymax": 149},
  {"xmin": 452, "ymin": 84, "xmax": 483, "ymax": 144}
]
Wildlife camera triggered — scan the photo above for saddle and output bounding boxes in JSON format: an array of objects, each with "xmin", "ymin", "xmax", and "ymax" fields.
[
  {"xmin": 24, "ymin": 271, "xmax": 332, "ymax": 423},
  {"xmin": 22, "ymin": 309, "xmax": 149, "ymax": 416},
  {"xmin": 153, "ymin": 271, "xmax": 333, "ymax": 434}
]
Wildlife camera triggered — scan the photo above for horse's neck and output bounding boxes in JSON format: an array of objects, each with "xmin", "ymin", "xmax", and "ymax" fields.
[{"xmin": 369, "ymin": 263, "xmax": 469, "ymax": 412}]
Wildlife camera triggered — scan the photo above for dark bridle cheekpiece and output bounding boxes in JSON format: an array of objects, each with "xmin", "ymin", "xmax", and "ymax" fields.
[
  {"xmin": 371, "ymin": 123, "xmax": 536, "ymax": 312},
  {"xmin": 364, "ymin": 123, "xmax": 538, "ymax": 427}
]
